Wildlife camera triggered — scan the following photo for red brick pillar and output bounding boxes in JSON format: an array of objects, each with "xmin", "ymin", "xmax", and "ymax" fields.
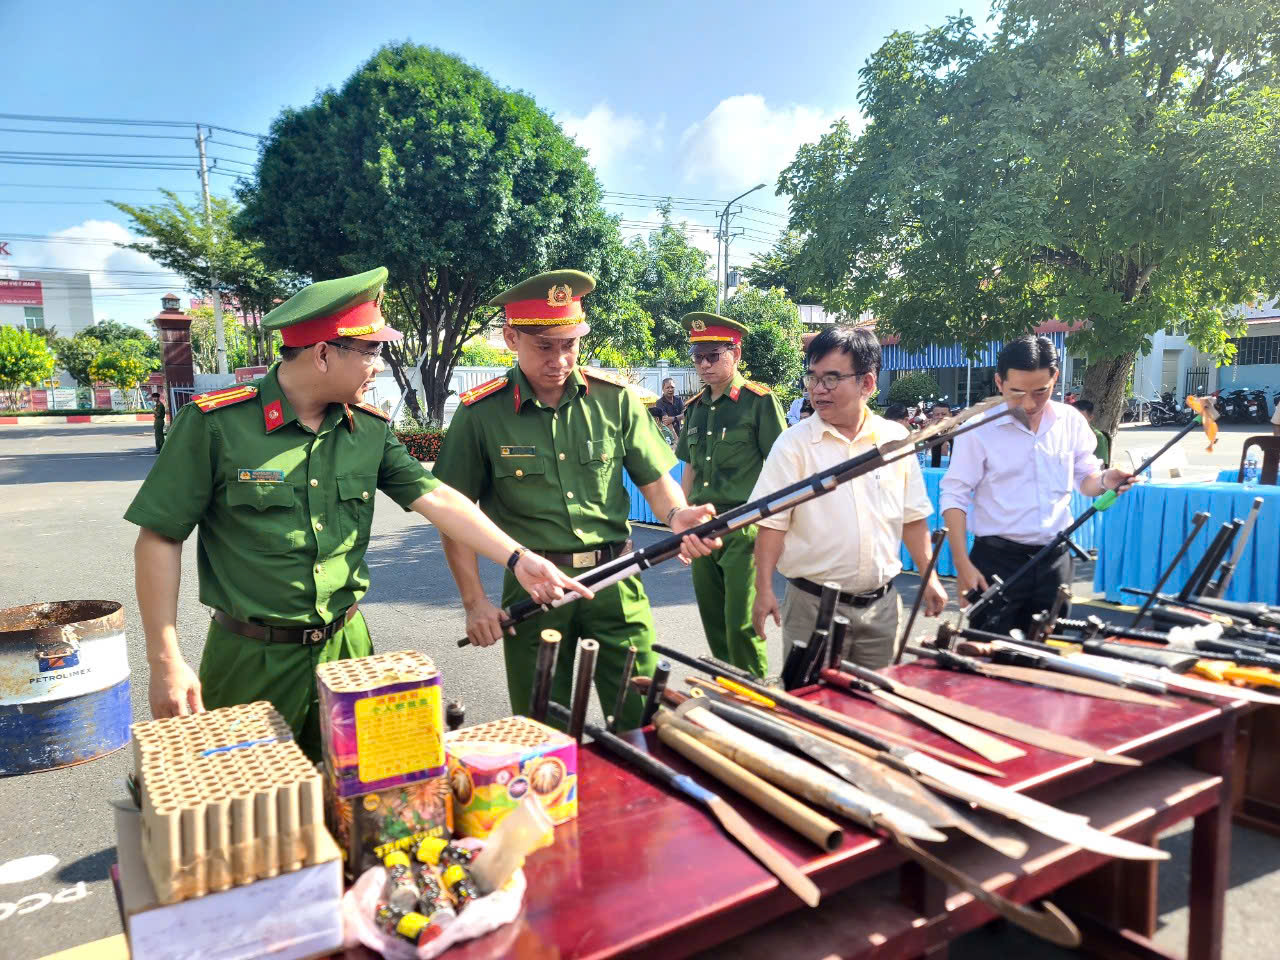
[{"xmin": 152, "ymin": 294, "xmax": 194, "ymax": 418}]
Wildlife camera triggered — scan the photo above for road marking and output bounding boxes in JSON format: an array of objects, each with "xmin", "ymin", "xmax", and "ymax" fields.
[
  {"xmin": 0, "ymin": 855, "xmax": 58, "ymax": 885},
  {"xmin": 0, "ymin": 453, "xmax": 154, "ymax": 461}
]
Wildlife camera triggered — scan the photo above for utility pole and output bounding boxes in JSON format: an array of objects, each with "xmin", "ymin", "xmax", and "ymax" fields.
[
  {"xmin": 195, "ymin": 124, "xmax": 227, "ymax": 374},
  {"xmin": 716, "ymin": 183, "xmax": 767, "ymax": 310}
]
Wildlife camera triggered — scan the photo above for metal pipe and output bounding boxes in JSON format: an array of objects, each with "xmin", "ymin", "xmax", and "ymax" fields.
[
  {"xmin": 567, "ymin": 639, "xmax": 599, "ymax": 743},
  {"xmin": 1176, "ymin": 522, "xmax": 1234, "ymax": 602},
  {"xmin": 607, "ymin": 644, "xmax": 638, "ymax": 733},
  {"xmin": 1190, "ymin": 520, "xmax": 1241, "ymax": 598},
  {"xmin": 642, "ymin": 659, "xmax": 671, "ymax": 726},
  {"xmin": 528, "ymin": 629, "xmax": 561, "ymax": 723},
  {"xmin": 1130, "ymin": 511, "xmax": 1210, "ymax": 625},
  {"xmin": 893, "ymin": 527, "xmax": 946, "ymax": 664},
  {"xmin": 1208, "ymin": 498, "xmax": 1263, "ymax": 598},
  {"xmin": 827, "ymin": 615, "xmax": 850, "ymax": 670}
]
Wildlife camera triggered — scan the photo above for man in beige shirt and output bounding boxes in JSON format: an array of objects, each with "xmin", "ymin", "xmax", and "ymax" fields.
[{"xmin": 750, "ymin": 327, "xmax": 947, "ymax": 668}]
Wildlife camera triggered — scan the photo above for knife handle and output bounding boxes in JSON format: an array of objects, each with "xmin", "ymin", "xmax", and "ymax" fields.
[
  {"xmin": 839, "ymin": 661, "xmax": 895, "ymax": 691},
  {"xmin": 911, "ymin": 644, "xmax": 981, "ymax": 673}
]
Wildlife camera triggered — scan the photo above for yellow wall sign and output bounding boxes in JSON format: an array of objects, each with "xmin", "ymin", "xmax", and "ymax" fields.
[{"xmin": 354, "ymin": 685, "xmax": 444, "ymax": 784}]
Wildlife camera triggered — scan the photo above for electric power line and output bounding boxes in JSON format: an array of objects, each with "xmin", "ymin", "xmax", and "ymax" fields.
[{"xmin": 0, "ymin": 113, "xmax": 265, "ymax": 140}]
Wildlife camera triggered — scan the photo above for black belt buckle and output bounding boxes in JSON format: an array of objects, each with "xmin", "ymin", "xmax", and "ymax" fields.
[{"xmin": 300, "ymin": 626, "xmax": 329, "ymax": 646}]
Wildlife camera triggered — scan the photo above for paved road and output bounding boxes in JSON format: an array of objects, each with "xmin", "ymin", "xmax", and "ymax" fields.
[{"xmin": 0, "ymin": 420, "xmax": 1274, "ymax": 959}]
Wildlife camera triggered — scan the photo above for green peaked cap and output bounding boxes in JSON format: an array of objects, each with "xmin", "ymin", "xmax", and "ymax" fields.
[
  {"xmin": 682, "ymin": 312, "xmax": 748, "ymax": 340},
  {"xmin": 488, "ymin": 269, "xmax": 595, "ymax": 307},
  {"xmin": 262, "ymin": 267, "xmax": 388, "ymax": 333}
]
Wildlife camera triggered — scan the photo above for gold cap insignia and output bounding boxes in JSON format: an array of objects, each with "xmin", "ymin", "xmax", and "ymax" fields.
[
  {"xmin": 691, "ymin": 318, "xmax": 707, "ymax": 331},
  {"xmin": 547, "ymin": 284, "xmax": 573, "ymax": 307}
]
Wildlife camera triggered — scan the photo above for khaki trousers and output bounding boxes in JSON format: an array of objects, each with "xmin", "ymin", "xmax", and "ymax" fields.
[{"xmin": 780, "ymin": 583, "xmax": 903, "ymax": 670}]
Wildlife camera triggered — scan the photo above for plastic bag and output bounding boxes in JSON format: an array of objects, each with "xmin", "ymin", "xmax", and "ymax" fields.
[{"xmin": 341, "ymin": 839, "xmax": 526, "ymax": 959}]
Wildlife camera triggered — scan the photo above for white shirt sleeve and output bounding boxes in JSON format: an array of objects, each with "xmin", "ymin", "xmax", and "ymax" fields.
[
  {"xmin": 938, "ymin": 429, "xmax": 983, "ymax": 516},
  {"xmin": 1272, "ymin": 404, "xmax": 1280, "ymax": 426},
  {"xmin": 1069, "ymin": 409, "xmax": 1103, "ymax": 492},
  {"xmin": 750, "ymin": 433, "xmax": 800, "ymax": 531}
]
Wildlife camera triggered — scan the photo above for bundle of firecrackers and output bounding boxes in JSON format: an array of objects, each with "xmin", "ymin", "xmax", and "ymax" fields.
[{"xmin": 374, "ymin": 838, "xmax": 478, "ymax": 948}]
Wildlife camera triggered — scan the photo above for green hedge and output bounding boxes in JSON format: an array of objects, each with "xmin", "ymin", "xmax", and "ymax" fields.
[
  {"xmin": 397, "ymin": 429, "xmax": 447, "ymax": 462},
  {"xmin": 886, "ymin": 371, "xmax": 942, "ymax": 408},
  {"xmin": 2, "ymin": 408, "xmax": 151, "ymax": 417}
]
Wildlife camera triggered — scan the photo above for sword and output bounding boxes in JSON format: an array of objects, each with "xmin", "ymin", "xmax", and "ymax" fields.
[{"xmin": 459, "ymin": 396, "xmax": 1016, "ymax": 646}]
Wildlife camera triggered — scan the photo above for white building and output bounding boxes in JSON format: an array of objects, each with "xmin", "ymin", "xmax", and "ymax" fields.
[{"xmin": 0, "ymin": 268, "xmax": 96, "ymax": 339}]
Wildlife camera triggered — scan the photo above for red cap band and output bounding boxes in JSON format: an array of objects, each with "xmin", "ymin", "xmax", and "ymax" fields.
[
  {"xmin": 689, "ymin": 324, "xmax": 741, "ymax": 345},
  {"xmin": 503, "ymin": 296, "xmax": 585, "ymax": 325},
  {"xmin": 281, "ymin": 300, "xmax": 384, "ymax": 347}
]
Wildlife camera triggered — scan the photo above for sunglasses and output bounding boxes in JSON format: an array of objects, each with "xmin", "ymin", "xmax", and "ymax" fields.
[{"xmin": 689, "ymin": 350, "xmax": 727, "ymax": 366}]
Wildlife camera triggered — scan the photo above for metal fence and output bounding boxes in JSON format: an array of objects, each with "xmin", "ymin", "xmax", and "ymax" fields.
[{"xmin": 1185, "ymin": 367, "xmax": 1211, "ymax": 397}]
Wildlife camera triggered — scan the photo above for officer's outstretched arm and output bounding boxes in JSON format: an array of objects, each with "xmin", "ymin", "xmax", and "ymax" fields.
[{"xmin": 135, "ymin": 528, "xmax": 204, "ymax": 718}]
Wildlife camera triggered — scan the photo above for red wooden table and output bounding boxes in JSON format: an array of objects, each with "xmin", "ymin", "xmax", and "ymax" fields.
[{"xmin": 350, "ymin": 663, "xmax": 1248, "ymax": 960}]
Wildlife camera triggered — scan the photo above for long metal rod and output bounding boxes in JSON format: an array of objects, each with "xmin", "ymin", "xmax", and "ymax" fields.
[
  {"xmin": 1130, "ymin": 511, "xmax": 1210, "ymax": 626},
  {"xmin": 459, "ymin": 398, "xmax": 1013, "ymax": 646},
  {"xmin": 607, "ymin": 644, "xmax": 638, "ymax": 733},
  {"xmin": 967, "ymin": 415, "xmax": 1206, "ymax": 621},
  {"xmin": 567, "ymin": 639, "xmax": 599, "ymax": 743},
  {"xmin": 642, "ymin": 659, "xmax": 671, "ymax": 726},
  {"xmin": 528, "ymin": 630, "xmax": 561, "ymax": 723},
  {"xmin": 1209, "ymin": 497, "xmax": 1264, "ymax": 598},
  {"xmin": 893, "ymin": 527, "xmax": 947, "ymax": 665},
  {"xmin": 827, "ymin": 615, "xmax": 850, "ymax": 671},
  {"xmin": 1176, "ymin": 522, "xmax": 1234, "ymax": 602},
  {"xmin": 1190, "ymin": 520, "xmax": 1242, "ymax": 598}
]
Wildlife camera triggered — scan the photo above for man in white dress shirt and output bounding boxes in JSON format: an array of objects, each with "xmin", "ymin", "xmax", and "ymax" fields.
[
  {"xmin": 940, "ymin": 335, "xmax": 1135, "ymax": 633},
  {"xmin": 750, "ymin": 327, "xmax": 948, "ymax": 668}
]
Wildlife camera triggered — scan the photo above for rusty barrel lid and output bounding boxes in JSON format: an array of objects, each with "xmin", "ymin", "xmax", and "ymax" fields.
[{"xmin": 0, "ymin": 600, "xmax": 125, "ymax": 645}]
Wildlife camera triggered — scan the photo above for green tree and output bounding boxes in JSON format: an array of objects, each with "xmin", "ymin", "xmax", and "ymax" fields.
[
  {"xmin": 112, "ymin": 191, "xmax": 302, "ymax": 367},
  {"xmin": 235, "ymin": 43, "xmax": 613, "ymax": 422},
  {"xmin": 0, "ymin": 326, "xmax": 57, "ymax": 409},
  {"xmin": 742, "ymin": 232, "xmax": 823, "ymax": 304},
  {"xmin": 458, "ymin": 340, "xmax": 516, "ymax": 367},
  {"xmin": 188, "ymin": 306, "xmax": 259, "ymax": 373},
  {"xmin": 779, "ymin": 0, "xmax": 1280, "ymax": 432},
  {"xmin": 89, "ymin": 340, "xmax": 160, "ymax": 405},
  {"xmin": 886, "ymin": 371, "xmax": 943, "ymax": 408},
  {"xmin": 723, "ymin": 286, "xmax": 805, "ymax": 388},
  {"xmin": 575, "ymin": 225, "xmax": 654, "ymax": 364},
  {"xmin": 87, "ymin": 320, "xmax": 160, "ymax": 362},
  {"xmin": 632, "ymin": 204, "xmax": 717, "ymax": 359},
  {"xmin": 54, "ymin": 334, "xmax": 103, "ymax": 391}
]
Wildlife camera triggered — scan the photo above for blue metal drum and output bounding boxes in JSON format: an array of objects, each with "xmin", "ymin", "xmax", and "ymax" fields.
[{"xmin": 0, "ymin": 600, "xmax": 132, "ymax": 775}]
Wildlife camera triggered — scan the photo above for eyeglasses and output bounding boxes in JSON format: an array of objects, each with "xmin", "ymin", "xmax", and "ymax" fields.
[
  {"xmin": 803, "ymin": 370, "xmax": 867, "ymax": 391},
  {"xmin": 325, "ymin": 340, "xmax": 383, "ymax": 361},
  {"xmin": 689, "ymin": 350, "xmax": 726, "ymax": 366}
]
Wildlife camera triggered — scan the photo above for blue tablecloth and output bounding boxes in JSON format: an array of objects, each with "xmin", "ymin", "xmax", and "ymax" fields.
[
  {"xmin": 1094, "ymin": 481, "xmax": 1280, "ymax": 605},
  {"xmin": 1217, "ymin": 468, "xmax": 1237, "ymax": 483},
  {"xmin": 624, "ymin": 463, "xmax": 1099, "ymax": 579}
]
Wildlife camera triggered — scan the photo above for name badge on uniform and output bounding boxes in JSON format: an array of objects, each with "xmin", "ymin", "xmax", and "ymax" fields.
[
  {"xmin": 499, "ymin": 445, "xmax": 537, "ymax": 457},
  {"xmin": 237, "ymin": 469, "xmax": 285, "ymax": 483}
]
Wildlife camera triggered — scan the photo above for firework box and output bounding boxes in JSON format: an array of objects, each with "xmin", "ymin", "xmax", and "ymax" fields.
[
  {"xmin": 317, "ymin": 650, "xmax": 445, "ymax": 798},
  {"xmin": 446, "ymin": 716, "xmax": 577, "ymax": 839},
  {"xmin": 326, "ymin": 772, "xmax": 453, "ymax": 881}
]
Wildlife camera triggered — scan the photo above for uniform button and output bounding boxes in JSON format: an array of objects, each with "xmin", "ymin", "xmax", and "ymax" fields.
[
  {"xmin": 703, "ymin": 481, "xmax": 709, "ymax": 487},
  {"xmin": 706, "ymin": 456, "xmax": 711, "ymax": 461},
  {"xmin": 566, "ymin": 491, "xmax": 574, "ymax": 499},
  {"xmin": 361, "ymin": 491, "xmax": 369, "ymax": 499},
  {"xmin": 515, "ymin": 469, "xmax": 524, "ymax": 478},
  {"xmin": 310, "ymin": 478, "xmax": 318, "ymax": 487},
  {"xmin": 558, "ymin": 453, "xmax": 566, "ymax": 461},
  {"xmin": 574, "ymin": 528, "xmax": 585, "ymax": 536},
  {"xmin": 314, "ymin": 564, "xmax": 322, "ymax": 574},
  {"xmin": 315, "ymin": 521, "xmax": 323, "ymax": 531},
  {"xmin": 601, "ymin": 453, "xmax": 609, "ymax": 461}
]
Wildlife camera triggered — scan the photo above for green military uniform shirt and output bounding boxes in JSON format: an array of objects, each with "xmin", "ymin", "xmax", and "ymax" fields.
[
  {"xmin": 677, "ymin": 372, "xmax": 786, "ymax": 509},
  {"xmin": 124, "ymin": 364, "xmax": 439, "ymax": 625},
  {"xmin": 433, "ymin": 364, "xmax": 676, "ymax": 550}
]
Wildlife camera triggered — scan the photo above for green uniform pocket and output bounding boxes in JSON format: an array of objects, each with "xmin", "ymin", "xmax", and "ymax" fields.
[
  {"xmin": 715, "ymin": 426, "xmax": 755, "ymax": 470},
  {"xmin": 336, "ymin": 473, "xmax": 376, "ymax": 548},
  {"xmin": 579, "ymin": 439, "xmax": 619, "ymax": 500},
  {"xmin": 226, "ymin": 482, "xmax": 300, "ymax": 551}
]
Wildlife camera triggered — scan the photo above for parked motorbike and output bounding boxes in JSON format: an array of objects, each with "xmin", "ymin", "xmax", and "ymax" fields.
[
  {"xmin": 1247, "ymin": 388, "xmax": 1270, "ymax": 423},
  {"xmin": 1148, "ymin": 390, "xmax": 1179, "ymax": 427}
]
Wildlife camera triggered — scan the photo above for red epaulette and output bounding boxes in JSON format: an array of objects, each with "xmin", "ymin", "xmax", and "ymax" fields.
[
  {"xmin": 192, "ymin": 384, "xmax": 258, "ymax": 413},
  {"xmin": 351, "ymin": 400, "xmax": 390, "ymax": 421},
  {"xmin": 580, "ymin": 367, "xmax": 632, "ymax": 389},
  {"xmin": 743, "ymin": 381, "xmax": 772, "ymax": 397},
  {"xmin": 459, "ymin": 375, "xmax": 510, "ymax": 406}
]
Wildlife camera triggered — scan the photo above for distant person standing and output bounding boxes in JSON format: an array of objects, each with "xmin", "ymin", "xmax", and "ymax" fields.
[
  {"xmin": 1073, "ymin": 400, "xmax": 1110, "ymax": 467},
  {"xmin": 787, "ymin": 389, "xmax": 809, "ymax": 426},
  {"xmin": 653, "ymin": 377, "xmax": 685, "ymax": 434},
  {"xmin": 883, "ymin": 403, "xmax": 912, "ymax": 430},
  {"xmin": 151, "ymin": 391, "xmax": 166, "ymax": 453}
]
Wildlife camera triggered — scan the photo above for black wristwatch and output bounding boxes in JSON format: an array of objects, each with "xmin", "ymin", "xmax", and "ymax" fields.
[{"xmin": 506, "ymin": 547, "xmax": 527, "ymax": 571}]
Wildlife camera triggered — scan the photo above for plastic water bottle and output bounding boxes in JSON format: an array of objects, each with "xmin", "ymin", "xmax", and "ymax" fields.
[{"xmin": 1244, "ymin": 454, "xmax": 1259, "ymax": 486}]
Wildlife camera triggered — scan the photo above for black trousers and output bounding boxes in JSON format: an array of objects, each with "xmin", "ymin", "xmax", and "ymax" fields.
[{"xmin": 967, "ymin": 536, "xmax": 1072, "ymax": 635}]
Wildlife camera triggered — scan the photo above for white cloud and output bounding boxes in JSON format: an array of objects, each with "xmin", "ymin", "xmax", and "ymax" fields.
[
  {"xmin": 21, "ymin": 219, "xmax": 181, "ymax": 326},
  {"xmin": 559, "ymin": 103, "xmax": 648, "ymax": 187},
  {"xmin": 678, "ymin": 94, "xmax": 862, "ymax": 187}
]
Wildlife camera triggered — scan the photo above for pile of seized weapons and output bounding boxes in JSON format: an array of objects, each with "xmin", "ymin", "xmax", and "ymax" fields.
[{"xmin": 507, "ymin": 399, "xmax": 1278, "ymax": 948}]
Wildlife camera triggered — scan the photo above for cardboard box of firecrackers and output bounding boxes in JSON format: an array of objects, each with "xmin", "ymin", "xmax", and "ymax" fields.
[
  {"xmin": 317, "ymin": 650, "xmax": 447, "ymax": 798},
  {"xmin": 446, "ymin": 715, "xmax": 578, "ymax": 838},
  {"xmin": 326, "ymin": 770, "xmax": 454, "ymax": 880}
]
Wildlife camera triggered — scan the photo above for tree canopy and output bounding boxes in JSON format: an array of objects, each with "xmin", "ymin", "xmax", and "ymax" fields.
[
  {"xmin": 779, "ymin": 0, "xmax": 1280, "ymax": 429},
  {"xmin": 89, "ymin": 340, "xmax": 159, "ymax": 394},
  {"xmin": 630, "ymin": 205, "xmax": 717, "ymax": 360},
  {"xmin": 0, "ymin": 327, "xmax": 57, "ymax": 408},
  {"xmin": 236, "ymin": 43, "xmax": 614, "ymax": 422},
  {"xmin": 723, "ymin": 285, "xmax": 805, "ymax": 388}
]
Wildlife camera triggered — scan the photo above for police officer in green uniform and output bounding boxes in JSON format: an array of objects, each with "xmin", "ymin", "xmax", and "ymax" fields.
[
  {"xmin": 126, "ymin": 267, "xmax": 589, "ymax": 759},
  {"xmin": 676, "ymin": 313, "xmax": 786, "ymax": 677},
  {"xmin": 152, "ymin": 391, "xmax": 166, "ymax": 452},
  {"xmin": 433, "ymin": 270, "xmax": 718, "ymax": 730}
]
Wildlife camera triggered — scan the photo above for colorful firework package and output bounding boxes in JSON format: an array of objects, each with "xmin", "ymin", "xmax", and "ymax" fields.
[
  {"xmin": 445, "ymin": 716, "xmax": 578, "ymax": 838},
  {"xmin": 325, "ymin": 772, "xmax": 454, "ymax": 881}
]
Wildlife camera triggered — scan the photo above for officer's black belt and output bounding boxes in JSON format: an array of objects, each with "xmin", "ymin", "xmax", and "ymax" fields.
[
  {"xmin": 788, "ymin": 577, "xmax": 891, "ymax": 608},
  {"xmin": 212, "ymin": 604, "xmax": 359, "ymax": 646},
  {"xmin": 535, "ymin": 540, "xmax": 632, "ymax": 570},
  {"xmin": 973, "ymin": 535, "xmax": 1066, "ymax": 558}
]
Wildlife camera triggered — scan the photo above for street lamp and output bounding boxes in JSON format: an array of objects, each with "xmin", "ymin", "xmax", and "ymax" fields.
[{"xmin": 717, "ymin": 183, "xmax": 768, "ymax": 309}]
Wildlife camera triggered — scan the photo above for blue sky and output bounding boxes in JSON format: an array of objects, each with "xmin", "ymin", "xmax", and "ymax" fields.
[{"xmin": 0, "ymin": 0, "xmax": 974, "ymax": 328}]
